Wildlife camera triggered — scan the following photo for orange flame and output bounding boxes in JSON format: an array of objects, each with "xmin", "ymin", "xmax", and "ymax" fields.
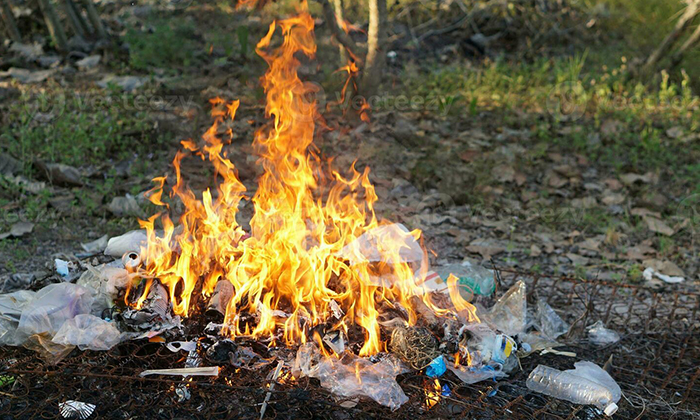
[{"xmin": 135, "ymin": 9, "xmax": 478, "ymax": 357}]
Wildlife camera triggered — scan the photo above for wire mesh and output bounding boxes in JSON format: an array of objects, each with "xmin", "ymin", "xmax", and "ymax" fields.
[{"xmin": 0, "ymin": 270, "xmax": 698, "ymax": 419}]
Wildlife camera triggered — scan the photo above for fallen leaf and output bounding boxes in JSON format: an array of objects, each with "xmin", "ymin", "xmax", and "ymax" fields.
[
  {"xmin": 601, "ymin": 191, "xmax": 625, "ymax": 206},
  {"xmin": 530, "ymin": 244, "xmax": 542, "ymax": 257},
  {"xmin": 572, "ymin": 196, "xmax": 597, "ymax": 209},
  {"xmin": 644, "ymin": 216, "xmax": 674, "ymax": 236},
  {"xmin": 631, "ymin": 207, "xmax": 661, "ymax": 219},
  {"xmin": 492, "ymin": 164, "xmax": 515, "ymax": 183},
  {"xmin": 466, "ymin": 238, "xmax": 506, "ymax": 259},
  {"xmin": 566, "ymin": 253, "xmax": 590, "ymax": 266},
  {"xmin": 34, "ymin": 161, "xmax": 83, "ymax": 186},
  {"xmin": 0, "ymin": 221, "xmax": 34, "ymax": 240},
  {"xmin": 108, "ymin": 194, "xmax": 146, "ymax": 218},
  {"xmin": 546, "ymin": 171, "xmax": 568, "ymax": 188}
]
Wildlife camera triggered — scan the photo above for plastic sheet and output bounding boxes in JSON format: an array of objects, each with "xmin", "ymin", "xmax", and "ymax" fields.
[
  {"xmin": 484, "ymin": 281, "xmax": 526, "ymax": 336},
  {"xmin": 535, "ymin": 299, "xmax": 569, "ymax": 339},
  {"xmin": 52, "ymin": 314, "xmax": 121, "ymax": 351},
  {"xmin": 16, "ymin": 283, "xmax": 93, "ymax": 343},
  {"xmin": 293, "ymin": 343, "xmax": 409, "ymax": 410},
  {"xmin": 587, "ymin": 321, "xmax": 621, "ymax": 346},
  {"xmin": 0, "ymin": 290, "xmax": 35, "ymax": 345},
  {"xmin": 447, "ymin": 363, "xmax": 507, "ymax": 384}
]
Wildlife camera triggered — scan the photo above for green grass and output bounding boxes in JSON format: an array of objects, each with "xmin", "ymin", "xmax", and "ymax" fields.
[
  {"xmin": 124, "ymin": 17, "xmax": 200, "ymax": 71},
  {"xmin": 0, "ymin": 88, "xmax": 162, "ymax": 174}
]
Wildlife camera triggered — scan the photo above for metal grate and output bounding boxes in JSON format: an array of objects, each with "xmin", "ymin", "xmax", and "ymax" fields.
[{"xmin": 0, "ymin": 271, "xmax": 698, "ymax": 419}]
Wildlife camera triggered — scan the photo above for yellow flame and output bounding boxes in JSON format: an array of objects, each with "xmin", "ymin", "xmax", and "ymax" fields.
[{"xmin": 133, "ymin": 8, "xmax": 479, "ymax": 357}]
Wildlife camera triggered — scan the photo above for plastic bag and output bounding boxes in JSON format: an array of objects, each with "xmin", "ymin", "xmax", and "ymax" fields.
[
  {"xmin": 77, "ymin": 262, "xmax": 131, "ymax": 314},
  {"xmin": 0, "ymin": 290, "xmax": 35, "ymax": 345},
  {"xmin": 16, "ymin": 283, "xmax": 93, "ymax": 343},
  {"xmin": 535, "ymin": 299, "xmax": 569, "ymax": 339},
  {"xmin": 447, "ymin": 363, "xmax": 506, "ymax": 384},
  {"xmin": 484, "ymin": 281, "xmax": 527, "ymax": 336},
  {"xmin": 293, "ymin": 343, "xmax": 409, "ymax": 410},
  {"xmin": 337, "ymin": 223, "xmax": 423, "ymax": 265},
  {"xmin": 587, "ymin": 321, "xmax": 620, "ymax": 346},
  {"xmin": 52, "ymin": 314, "xmax": 121, "ymax": 351}
]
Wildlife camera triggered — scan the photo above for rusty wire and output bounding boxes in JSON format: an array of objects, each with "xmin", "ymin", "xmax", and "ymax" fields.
[{"xmin": 0, "ymin": 271, "xmax": 698, "ymax": 419}]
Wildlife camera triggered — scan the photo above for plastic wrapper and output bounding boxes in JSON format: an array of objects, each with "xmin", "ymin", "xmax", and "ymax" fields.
[
  {"xmin": 77, "ymin": 262, "xmax": 131, "ymax": 314},
  {"xmin": 0, "ymin": 290, "xmax": 35, "ymax": 345},
  {"xmin": 484, "ymin": 280, "xmax": 526, "ymax": 336},
  {"xmin": 24, "ymin": 332, "xmax": 74, "ymax": 364},
  {"xmin": 16, "ymin": 283, "xmax": 93, "ymax": 343},
  {"xmin": 587, "ymin": 321, "xmax": 621, "ymax": 346},
  {"xmin": 447, "ymin": 363, "xmax": 507, "ymax": 384},
  {"xmin": 535, "ymin": 299, "xmax": 569, "ymax": 339},
  {"xmin": 293, "ymin": 343, "xmax": 409, "ymax": 410},
  {"xmin": 52, "ymin": 314, "xmax": 121, "ymax": 351}
]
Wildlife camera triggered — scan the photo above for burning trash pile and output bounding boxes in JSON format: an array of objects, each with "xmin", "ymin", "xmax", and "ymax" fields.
[{"xmin": 0, "ymin": 10, "xmax": 622, "ymax": 417}]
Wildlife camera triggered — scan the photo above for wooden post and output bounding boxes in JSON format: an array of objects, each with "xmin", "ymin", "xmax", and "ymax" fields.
[
  {"xmin": 0, "ymin": 0, "xmax": 21, "ymax": 42},
  {"xmin": 38, "ymin": 0, "xmax": 68, "ymax": 51},
  {"xmin": 81, "ymin": 0, "xmax": 106, "ymax": 39}
]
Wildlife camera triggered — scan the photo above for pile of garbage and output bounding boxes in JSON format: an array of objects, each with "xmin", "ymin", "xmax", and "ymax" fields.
[{"xmin": 0, "ymin": 226, "xmax": 622, "ymax": 416}]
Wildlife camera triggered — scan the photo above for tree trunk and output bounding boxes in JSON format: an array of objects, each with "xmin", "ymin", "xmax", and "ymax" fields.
[
  {"xmin": 37, "ymin": 0, "xmax": 68, "ymax": 52},
  {"xmin": 670, "ymin": 22, "xmax": 700, "ymax": 69},
  {"xmin": 360, "ymin": 0, "xmax": 387, "ymax": 96},
  {"xmin": 64, "ymin": 0, "xmax": 86, "ymax": 38},
  {"xmin": 66, "ymin": 0, "xmax": 90, "ymax": 37},
  {"xmin": 81, "ymin": 0, "xmax": 106, "ymax": 39},
  {"xmin": 642, "ymin": 0, "xmax": 700, "ymax": 73},
  {"xmin": 0, "ymin": 0, "xmax": 21, "ymax": 42},
  {"xmin": 317, "ymin": 0, "xmax": 360, "ymax": 64},
  {"xmin": 332, "ymin": 0, "xmax": 347, "ymax": 64}
]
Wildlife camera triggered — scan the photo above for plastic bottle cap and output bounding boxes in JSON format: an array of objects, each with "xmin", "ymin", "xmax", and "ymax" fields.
[{"xmin": 604, "ymin": 402, "xmax": 618, "ymax": 416}]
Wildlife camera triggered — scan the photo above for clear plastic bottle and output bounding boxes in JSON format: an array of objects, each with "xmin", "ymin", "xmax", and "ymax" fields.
[
  {"xmin": 437, "ymin": 262, "xmax": 495, "ymax": 298},
  {"xmin": 526, "ymin": 364, "xmax": 619, "ymax": 416}
]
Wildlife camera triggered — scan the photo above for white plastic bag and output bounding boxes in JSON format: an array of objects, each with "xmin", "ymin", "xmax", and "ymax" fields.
[
  {"xmin": 293, "ymin": 343, "xmax": 409, "ymax": 410},
  {"xmin": 52, "ymin": 314, "xmax": 121, "ymax": 350},
  {"xmin": 0, "ymin": 290, "xmax": 36, "ymax": 345},
  {"xmin": 15, "ymin": 283, "xmax": 93, "ymax": 343}
]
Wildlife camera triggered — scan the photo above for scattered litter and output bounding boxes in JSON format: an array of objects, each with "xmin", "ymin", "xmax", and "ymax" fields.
[
  {"xmin": 293, "ymin": 343, "xmax": 409, "ymax": 410},
  {"xmin": 540, "ymin": 348, "xmax": 577, "ymax": 357},
  {"xmin": 80, "ymin": 235, "xmax": 110, "ymax": 254},
  {"xmin": 16, "ymin": 283, "xmax": 93, "ymax": 344},
  {"xmin": 441, "ymin": 384, "xmax": 451, "ymax": 397},
  {"xmin": 175, "ymin": 385, "xmax": 191, "ymax": 402},
  {"xmin": 527, "ymin": 361, "xmax": 621, "ymax": 416},
  {"xmin": 104, "ymin": 230, "xmax": 147, "ymax": 257},
  {"xmin": 55, "ymin": 259, "xmax": 71, "ymax": 278},
  {"xmin": 59, "ymin": 400, "xmax": 96, "ymax": 419},
  {"xmin": 587, "ymin": 321, "xmax": 621, "ymax": 346},
  {"xmin": 436, "ymin": 261, "xmax": 495, "ymax": 297},
  {"xmin": 337, "ymin": 223, "xmax": 424, "ymax": 286},
  {"xmin": 0, "ymin": 290, "xmax": 36, "ymax": 345},
  {"xmin": 139, "ymin": 366, "xmax": 220, "ymax": 377},
  {"xmin": 426, "ymin": 355, "xmax": 446, "ymax": 378},
  {"xmin": 447, "ymin": 364, "xmax": 506, "ymax": 384},
  {"xmin": 484, "ymin": 281, "xmax": 526, "ymax": 336},
  {"xmin": 0, "ymin": 221, "xmax": 34, "ymax": 240},
  {"xmin": 642, "ymin": 267, "xmax": 684, "ymax": 284},
  {"xmin": 166, "ymin": 341, "xmax": 198, "ymax": 353},
  {"xmin": 206, "ymin": 280, "xmax": 233, "ymax": 317},
  {"xmin": 322, "ymin": 330, "xmax": 346, "ymax": 355},
  {"xmin": 260, "ymin": 361, "xmax": 283, "ymax": 419},
  {"xmin": 52, "ymin": 314, "xmax": 121, "ymax": 351},
  {"xmin": 535, "ymin": 299, "xmax": 569, "ymax": 339},
  {"xmin": 390, "ymin": 326, "xmax": 438, "ymax": 369},
  {"xmin": 122, "ymin": 251, "xmax": 141, "ymax": 270}
]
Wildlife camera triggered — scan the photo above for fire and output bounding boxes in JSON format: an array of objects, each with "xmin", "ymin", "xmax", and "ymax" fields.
[{"xmin": 133, "ymin": 8, "xmax": 478, "ymax": 357}]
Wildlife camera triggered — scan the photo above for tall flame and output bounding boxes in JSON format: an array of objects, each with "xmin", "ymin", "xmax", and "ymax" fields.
[{"xmin": 135, "ymin": 9, "xmax": 477, "ymax": 356}]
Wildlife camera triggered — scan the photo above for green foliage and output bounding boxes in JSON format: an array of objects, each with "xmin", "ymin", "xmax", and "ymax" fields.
[
  {"xmin": 125, "ymin": 20, "xmax": 199, "ymax": 70},
  {"xmin": 0, "ymin": 89, "xmax": 157, "ymax": 174}
]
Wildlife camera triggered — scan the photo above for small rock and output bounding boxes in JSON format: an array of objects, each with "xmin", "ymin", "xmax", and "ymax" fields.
[{"xmin": 76, "ymin": 55, "xmax": 101, "ymax": 70}]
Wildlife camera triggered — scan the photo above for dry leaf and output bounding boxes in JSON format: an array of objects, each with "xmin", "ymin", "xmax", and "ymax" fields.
[{"xmin": 644, "ymin": 216, "xmax": 674, "ymax": 236}]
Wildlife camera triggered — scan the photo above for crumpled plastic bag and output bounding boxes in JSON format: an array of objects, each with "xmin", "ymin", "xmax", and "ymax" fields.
[
  {"xmin": 0, "ymin": 290, "xmax": 36, "ymax": 345},
  {"xmin": 447, "ymin": 363, "xmax": 507, "ymax": 384},
  {"xmin": 15, "ymin": 283, "xmax": 93, "ymax": 343},
  {"xmin": 567, "ymin": 361, "xmax": 621, "ymax": 403},
  {"xmin": 483, "ymin": 281, "xmax": 526, "ymax": 336},
  {"xmin": 24, "ymin": 332, "xmax": 75, "ymax": 364},
  {"xmin": 52, "ymin": 314, "xmax": 121, "ymax": 351},
  {"xmin": 293, "ymin": 343, "xmax": 409, "ymax": 410},
  {"xmin": 337, "ymin": 223, "xmax": 424, "ymax": 265},
  {"xmin": 77, "ymin": 262, "xmax": 132, "ymax": 315},
  {"xmin": 587, "ymin": 320, "xmax": 621, "ymax": 346}
]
